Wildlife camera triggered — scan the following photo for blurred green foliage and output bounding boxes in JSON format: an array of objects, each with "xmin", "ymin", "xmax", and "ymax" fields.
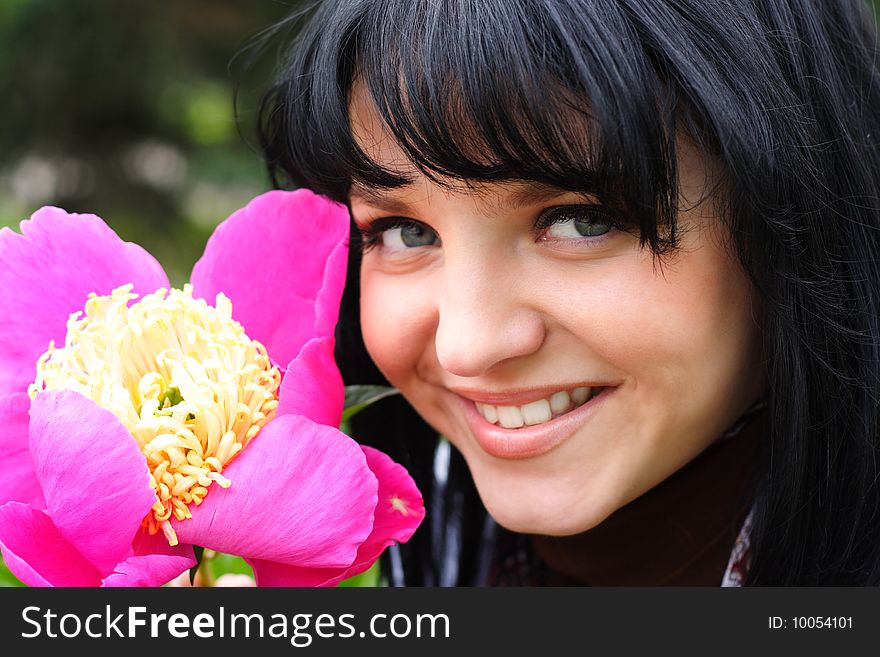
[{"xmin": 0, "ymin": 0, "xmax": 292, "ymax": 285}]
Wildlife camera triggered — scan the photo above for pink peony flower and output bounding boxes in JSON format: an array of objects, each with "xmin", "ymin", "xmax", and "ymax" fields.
[{"xmin": 0, "ymin": 190, "xmax": 424, "ymax": 587}]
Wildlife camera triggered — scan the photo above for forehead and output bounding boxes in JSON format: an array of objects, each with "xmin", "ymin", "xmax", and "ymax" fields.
[{"xmin": 348, "ymin": 79, "xmax": 422, "ymax": 177}]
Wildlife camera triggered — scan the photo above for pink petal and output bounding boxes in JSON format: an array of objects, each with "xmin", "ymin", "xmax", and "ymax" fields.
[
  {"xmin": 0, "ymin": 393, "xmax": 45, "ymax": 509},
  {"xmin": 248, "ymin": 557, "xmax": 342, "ymax": 587},
  {"xmin": 0, "ymin": 502, "xmax": 102, "ymax": 587},
  {"xmin": 174, "ymin": 413, "xmax": 376, "ymax": 569},
  {"xmin": 102, "ymin": 532, "xmax": 197, "ymax": 587},
  {"xmin": 0, "ymin": 207, "xmax": 169, "ymax": 397},
  {"xmin": 28, "ymin": 390, "xmax": 157, "ymax": 577},
  {"xmin": 249, "ymin": 446, "xmax": 424, "ymax": 587},
  {"xmin": 190, "ymin": 189, "xmax": 350, "ymax": 368},
  {"xmin": 276, "ymin": 336, "xmax": 343, "ymax": 426},
  {"xmin": 339, "ymin": 446, "xmax": 425, "ymax": 577}
]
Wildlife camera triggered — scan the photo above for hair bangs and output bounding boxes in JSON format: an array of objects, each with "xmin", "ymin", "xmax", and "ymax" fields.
[{"xmin": 261, "ymin": 0, "xmax": 697, "ymax": 257}]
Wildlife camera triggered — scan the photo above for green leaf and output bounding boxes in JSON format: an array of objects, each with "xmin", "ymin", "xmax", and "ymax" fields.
[
  {"xmin": 341, "ymin": 385, "xmax": 400, "ymax": 423},
  {"xmin": 209, "ymin": 553, "xmax": 253, "ymax": 579},
  {"xmin": 189, "ymin": 545, "xmax": 204, "ymax": 585},
  {"xmin": 0, "ymin": 557, "xmax": 23, "ymax": 587}
]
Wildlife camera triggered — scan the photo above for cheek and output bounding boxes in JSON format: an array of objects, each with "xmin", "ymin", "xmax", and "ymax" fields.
[
  {"xmin": 587, "ymin": 236, "xmax": 762, "ymax": 444},
  {"xmin": 599, "ymin": 241, "xmax": 753, "ymax": 373},
  {"xmin": 545, "ymin": 234, "xmax": 761, "ymax": 455},
  {"xmin": 358, "ymin": 266, "xmax": 436, "ymax": 385}
]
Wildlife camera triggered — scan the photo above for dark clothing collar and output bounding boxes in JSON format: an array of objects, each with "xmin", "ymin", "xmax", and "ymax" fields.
[{"xmin": 527, "ymin": 403, "xmax": 767, "ymax": 586}]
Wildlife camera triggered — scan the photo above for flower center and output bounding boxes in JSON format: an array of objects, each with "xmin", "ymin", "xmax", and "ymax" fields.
[{"xmin": 28, "ymin": 284, "xmax": 281, "ymax": 546}]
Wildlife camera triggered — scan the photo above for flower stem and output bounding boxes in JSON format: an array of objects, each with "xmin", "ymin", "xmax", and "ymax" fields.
[{"xmin": 197, "ymin": 549, "xmax": 216, "ymax": 587}]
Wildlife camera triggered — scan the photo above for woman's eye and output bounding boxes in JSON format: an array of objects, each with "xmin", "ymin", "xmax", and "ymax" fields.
[
  {"xmin": 540, "ymin": 205, "xmax": 614, "ymax": 240},
  {"xmin": 384, "ymin": 221, "xmax": 439, "ymax": 249},
  {"xmin": 356, "ymin": 217, "xmax": 439, "ymax": 254}
]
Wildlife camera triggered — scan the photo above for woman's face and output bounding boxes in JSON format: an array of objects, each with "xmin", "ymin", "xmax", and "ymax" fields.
[{"xmin": 349, "ymin": 89, "xmax": 766, "ymax": 536}]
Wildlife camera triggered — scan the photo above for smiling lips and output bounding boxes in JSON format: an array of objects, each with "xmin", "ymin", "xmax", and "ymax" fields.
[
  {"xmin": 454, "ymin": 384, "xmax": 614, "ymax": 460},
  {"xmin": 474, "ymin": 386, "xmax": 604, "ymax": 429}
]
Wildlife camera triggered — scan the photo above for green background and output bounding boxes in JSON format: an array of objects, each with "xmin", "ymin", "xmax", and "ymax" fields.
[{"xmin": 0, "ymin": 0, "xmax": 290, "ymax": 286}]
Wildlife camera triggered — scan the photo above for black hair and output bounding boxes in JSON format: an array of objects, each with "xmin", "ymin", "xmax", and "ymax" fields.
[{"xmin": 257, "ymin": 0, "xmax": 880, "ymax": 585}]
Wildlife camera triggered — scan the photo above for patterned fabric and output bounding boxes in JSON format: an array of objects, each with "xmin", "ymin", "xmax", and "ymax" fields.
[
  {"xmin": 717, "ymin": 401, "xmax": 766, "ymax": 587},
  {"xmin": 720, "ymin": 506, "xmax": 753, "ymax": 587}
]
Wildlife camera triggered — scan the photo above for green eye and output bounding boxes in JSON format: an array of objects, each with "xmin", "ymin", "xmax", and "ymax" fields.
[
  {"xmin": 397, "ymin": 222, "xmax": 438, "ymax": 247},
  {"xmin": 542, "ymin": 206, "xmax": 614, "ymax": 239}
]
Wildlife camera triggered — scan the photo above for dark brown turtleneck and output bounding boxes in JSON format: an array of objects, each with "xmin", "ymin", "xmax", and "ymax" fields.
[{"xmin": 526, "ymin": 405, "xmax": 767, "ymax": 586}]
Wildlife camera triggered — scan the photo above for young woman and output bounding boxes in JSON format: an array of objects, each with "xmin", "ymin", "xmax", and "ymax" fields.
[{"xmin": 257, "ymin": 0, "xmax": 880, "ymax": 585}]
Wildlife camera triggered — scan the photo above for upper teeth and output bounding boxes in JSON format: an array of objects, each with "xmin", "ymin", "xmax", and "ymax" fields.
[{"xmin": 475, "ymin": 387, "xmax": 597, "ymax": 429}]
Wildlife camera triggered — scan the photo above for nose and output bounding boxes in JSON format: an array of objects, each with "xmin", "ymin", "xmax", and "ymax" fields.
[{"xmin": 433, "ymin": 254, "xmax": 546, "ymax": 378}]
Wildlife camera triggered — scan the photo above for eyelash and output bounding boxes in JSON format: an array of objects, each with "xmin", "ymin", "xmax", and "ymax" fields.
[{"xmin": 353, "ymin": 205, "xmax": 622, "ymax": 255}]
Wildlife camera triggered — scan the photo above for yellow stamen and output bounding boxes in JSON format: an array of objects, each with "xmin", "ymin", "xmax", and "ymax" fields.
[
  {"xmin": 28, "ymin": 284, "xmax": 281, "ymax": 545},
  {"xmin": 390, "ymin": 496, "xmax": 412, "ymax": 517},
  {"xmin": 161, "ymin": 521, "xmax": 179, "ymax": 546}
]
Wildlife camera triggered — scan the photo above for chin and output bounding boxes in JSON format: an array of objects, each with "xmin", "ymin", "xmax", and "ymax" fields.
[{"xmin": 476, "ymin": 480, "xmax": 618, "ymax": 537}]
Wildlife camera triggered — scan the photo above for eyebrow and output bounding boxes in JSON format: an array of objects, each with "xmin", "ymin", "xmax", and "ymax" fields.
[{"xmin": 349, "ymin": 180, "xmax": 596, "ymax": 213}]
